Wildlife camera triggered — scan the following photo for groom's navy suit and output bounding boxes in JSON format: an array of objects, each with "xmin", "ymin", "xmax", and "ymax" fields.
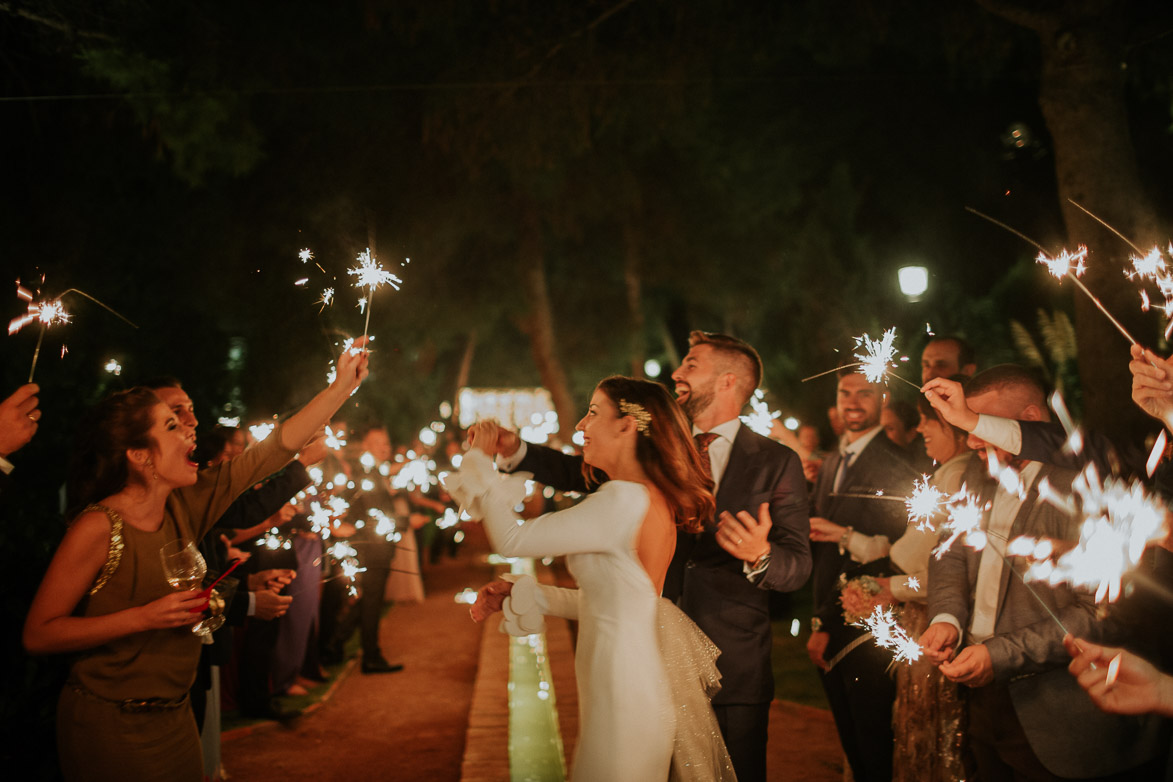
[{"xmin": 512, "ymin": 422, "xmax": 811, "ymax": 782}]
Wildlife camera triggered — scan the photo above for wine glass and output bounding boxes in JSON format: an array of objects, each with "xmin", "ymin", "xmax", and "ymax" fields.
[{"xmin": 159, "ymin": 540, "xmax": 217, "ymax": 637}]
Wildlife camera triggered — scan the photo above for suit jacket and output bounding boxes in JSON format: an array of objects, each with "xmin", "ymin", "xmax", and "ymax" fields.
[
  {"xmin": 928, "ymin": 459, "xmax": 1163, "ymax": 778},
  {"xmin": 1017, "ymin": 419, "xmax": 1119, "ymax": 478},
  {"xmin": 810, "ymin": 431, "xmax": 918, "ymax": 657},
  {"xmin": 514, "ymin": 426, "xmax": 812, "ymax": 706}
]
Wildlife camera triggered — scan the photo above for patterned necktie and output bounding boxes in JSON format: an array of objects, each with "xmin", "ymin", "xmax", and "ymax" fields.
[{"xmin": 694, "ymin": 432, "xmax": 719, "ymax": 478}]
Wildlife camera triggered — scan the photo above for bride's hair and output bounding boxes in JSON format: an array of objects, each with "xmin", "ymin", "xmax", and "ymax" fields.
[{"xmin": 584, "ymin": 376, "xmax": 715, "ymax": 533}]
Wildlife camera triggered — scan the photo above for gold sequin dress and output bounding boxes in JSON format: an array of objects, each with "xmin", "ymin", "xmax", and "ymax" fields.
[{"xmin": 56, "ymin": 432, "xmax": 296, "ymax": 782}]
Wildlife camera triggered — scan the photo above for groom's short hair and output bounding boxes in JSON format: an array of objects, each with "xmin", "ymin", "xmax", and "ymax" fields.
[{"xmin": 687, "ymin": 331, "xmax": 763, "ymax": 402}]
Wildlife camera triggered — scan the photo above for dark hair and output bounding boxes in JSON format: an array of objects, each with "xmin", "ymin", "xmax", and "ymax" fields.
[
  {"xmin": 916, "ymin": 373, "xmax": 970, "ymax": 441},
  {"xmin": 195, "ymin": 424, "xmax": 240, "ymax": 466},
  {"xmin": 927, "ymin": 336, "xmax": 976, "ymax": 370},
  {"xmin": 687, "ymin": 331, "xmax": 763, "ymax": 403},
  {"xmin": 66, "ymin": 387, "xmax": 163, "ymax": 519},
  {"xmin": 886, "ymin": 399, "xmax": 919, "ymax": 431},
  {"xmin": 584, "ymin": 376, "xmax": 715, "ymax": 533},
  {"xmin": 963, "ymin": 364, "xmax": 1047, "ymax": 409}
]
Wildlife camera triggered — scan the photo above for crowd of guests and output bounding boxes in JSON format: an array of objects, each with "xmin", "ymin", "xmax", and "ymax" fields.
[
  {"xmin": 785, "ymin": 336, "xmax": 1173, "ymax": 782},
  {"xmin": 6, "ymin": 327, "xmax": 1173, "ymax": 781},
  {"xmin": 8, "ymin": 344, "xmax": 468, "ymax": 782}
]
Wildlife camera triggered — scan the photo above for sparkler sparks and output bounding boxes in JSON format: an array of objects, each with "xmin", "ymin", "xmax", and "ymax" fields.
[
  {"xmin": 9, "ymin": 281, "xmax": 136, "ymax": 382},
  {"xmin": 740, "ymin": 389, "xmax": 781, "ymax": 436},
  {"xmin": 347, "ymin": 248, "xmax": 404, "ymax": 344},
  {"xmin": 854, "ymin": 328, "xmax": 899, "ymax": 384},
  {"xmin": 1126, "ymin": 244, "xmax": 1173, "ymax": 339},
  {"xmin": 854, "ymin": 606, "xmax": 922, "ymax": 665},
  {"xmin": 1036, "ymin": 246, "xmax": 1088, "ymax": 280},
  {"xmin": 299, "ymin": 248, "xmax": 314, "ymax": 263},
  {"xmin": 905, "ymin": 477, "xmax": 945, "ymax": 532},
  {"xmin": 1015, "ymin": 466, "xmax": 1167, "ymax": 603}
]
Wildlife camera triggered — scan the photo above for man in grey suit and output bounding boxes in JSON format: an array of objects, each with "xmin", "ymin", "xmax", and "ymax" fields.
[
  {"xmin": 921, "ymin": 365, "xmax": 1162, "ymax": 780},
  {"xmin": 471, "ymin": 331, "xmax": 811, "ymax": 782}
]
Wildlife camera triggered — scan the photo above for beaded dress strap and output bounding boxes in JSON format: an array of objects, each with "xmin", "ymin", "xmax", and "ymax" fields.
[{"xmin": 82, "ymin": 503, "xmax": 125, "ymax": 596}]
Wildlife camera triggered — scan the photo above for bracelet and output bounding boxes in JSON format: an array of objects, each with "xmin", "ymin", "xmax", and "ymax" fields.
[{"xmin": 837, "ymin": 526, "xmax": 853, "ymax": 556}]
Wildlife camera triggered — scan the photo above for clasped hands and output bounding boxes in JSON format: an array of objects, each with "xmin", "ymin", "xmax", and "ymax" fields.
[{"xmin": 918, "ymin": 621, "xmax": 993, "ymax": 687}]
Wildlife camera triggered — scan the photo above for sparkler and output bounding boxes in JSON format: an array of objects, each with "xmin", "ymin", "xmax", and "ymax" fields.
[
  {"xmin": 347, "ymin": 248, "xmax": 402, "ymax": 346},
  {"xmin": 965, "ymin": 207, "xmax": 1140, "ymax": 347},
  {"xmin": 740, "ymin": 389, "xmax": 781, "ymax": 436},
  {"xmin": 9, "ymin": 281, "xmax": 137, "ymax": 382},
  {"xmin": 1014, "ymin": 464, "xmax": 1167, "ymax": 603},
  {"xmin": 905, "ymin": 477, "xmax": 945, "ymax": 532},
  {"xmin": 801, "ymin": 328, "xmax": 921, "ymax": 391},
  {"xmin": 854, "ymin": 605, "xmax": 922, "ymax": 665}
]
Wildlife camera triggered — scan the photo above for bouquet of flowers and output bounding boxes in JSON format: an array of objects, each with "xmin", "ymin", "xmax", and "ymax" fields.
[{"xmin": 838, "ymin": 574, "xmax": 894, "ymax": 625}]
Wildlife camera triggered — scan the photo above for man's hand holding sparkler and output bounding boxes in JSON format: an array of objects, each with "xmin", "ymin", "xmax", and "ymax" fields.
[
  {"xmin": 0, "ymin": 383, "xmax": 40, "ymax": 459},
  {"xmin": 716, "ymin": 502, "xmax": 772, "ymax": 564},
  {"xmin": 1128, "ymin": 344, "xmax": 1173, "ymax": 430},
  {"xmin": 919, "ymin": 621, "xmax": 960, "ymax": 664},
  {"xmin": 921, "ymin": 377, "xmax": 979, "ymax": 433},
  {"xmin": 939, "ymin": 642, "xmax": 994, "ymax": 687},
  {"xmin": 1065, "ymin": 635, "xmax": 1173, "ymax": 717},
  {"xmin": 467, "ymin": 420, "xmax": 521, "ymax": 459}
]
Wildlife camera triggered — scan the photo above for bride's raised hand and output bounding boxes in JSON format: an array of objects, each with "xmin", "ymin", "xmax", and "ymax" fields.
[{"xmin": 470, "ymin": 579, "xmax": 513, "ymax": 622}]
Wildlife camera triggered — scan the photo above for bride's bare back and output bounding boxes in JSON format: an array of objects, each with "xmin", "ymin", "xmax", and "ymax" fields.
[{"xmin": 635, "ymin": 486, "xmax": 678, "ymax": 595}]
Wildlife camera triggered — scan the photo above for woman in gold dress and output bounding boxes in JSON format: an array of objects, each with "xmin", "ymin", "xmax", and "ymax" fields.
[{"xmin": 23, "ymin": 345, "xmax": 369, "ymax": 781}]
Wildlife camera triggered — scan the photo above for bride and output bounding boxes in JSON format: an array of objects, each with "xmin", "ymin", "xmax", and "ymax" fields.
[{"xmin": 449, "ymin": 376, "xmax": 736, "ymax": 782}]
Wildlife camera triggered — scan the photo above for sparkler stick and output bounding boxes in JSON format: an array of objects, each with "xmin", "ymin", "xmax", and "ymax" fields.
[
  {"xmin": 10, "ymin": 283, "xmax": 137, "ymax": 382},
  {"xmin": 965, "ymin": 207, "xmax": 1140, "ymax": 346},
  {"xmin": 347, "ymin": 248, "xmax": 402, "ymax": 349},
  {"xmin": 1067, "ymin": 200, "xmax": 1145, "ymax": 256}
]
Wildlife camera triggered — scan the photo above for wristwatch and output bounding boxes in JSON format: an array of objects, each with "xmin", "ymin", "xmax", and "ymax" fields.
[
  {"xmin": 837, "ymin": 525, "xmax": 854, "ymax": 556},
  {"xmin": 810, "ymin": 617, "xmax": 823, "ymax": 633}
]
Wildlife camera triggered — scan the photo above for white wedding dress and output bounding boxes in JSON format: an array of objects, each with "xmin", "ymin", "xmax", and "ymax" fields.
[{"xmin": 447, "ymin": 450, "xmax": 736, "ymax": 782}]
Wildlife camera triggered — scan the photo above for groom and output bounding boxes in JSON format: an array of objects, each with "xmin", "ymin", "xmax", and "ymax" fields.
[{"xmin": 470, "ymin": 331, "xmax": 811, "ymax": 782}]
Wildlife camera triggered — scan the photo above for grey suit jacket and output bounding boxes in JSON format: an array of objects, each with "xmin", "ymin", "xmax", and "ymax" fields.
[{"xmin": 928, "ymin": 460, "xmax": 1162, "ymax": 778}]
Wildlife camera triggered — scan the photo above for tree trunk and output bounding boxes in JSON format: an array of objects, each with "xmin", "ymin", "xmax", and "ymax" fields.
[
  {"xmin": 517, "ymin": 199, "xmax": 578, "ymax": 438},
  {"xmin": 980, "ymin": 0, "xmax": 1163, "ymax": 459},
  {"xmin": 622, "ymin": 219, "xmax": 646, "ymax": 378}
]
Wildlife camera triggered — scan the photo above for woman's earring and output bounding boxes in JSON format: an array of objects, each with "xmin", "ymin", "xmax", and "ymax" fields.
[{"xmin": 145, "ymin": 457, "xmax": 159, "ymax": 482}]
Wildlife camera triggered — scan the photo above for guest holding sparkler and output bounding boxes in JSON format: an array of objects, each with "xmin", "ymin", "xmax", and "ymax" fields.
[
  {"xmin": 810, "ymin": 377, "xmax": 972, "ymax": 780},
  {"xmin": 0, "ymin": 382, "xmax": 41, "ymax": 489},
  {"xmin": 806, "ymin": 365, "xmax": 917, "ymax": 782},
  {"xmin": 920, "ymin": 365, "xmax": 1163, "ymax": 780},
  {"xmin": 21, "ymin": 344, "xmax": 368, "ymax": 782}
]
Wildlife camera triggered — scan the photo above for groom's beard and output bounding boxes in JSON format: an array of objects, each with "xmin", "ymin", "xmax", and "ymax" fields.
[{"xmin": 678, "ymin": 382, "xmax": 715, "ymax": 423}]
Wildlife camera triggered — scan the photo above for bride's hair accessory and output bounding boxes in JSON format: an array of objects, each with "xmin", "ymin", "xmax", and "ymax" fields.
[{"xmin": 618, "ymin": 399, "xmax": 652, "ymax": 435}]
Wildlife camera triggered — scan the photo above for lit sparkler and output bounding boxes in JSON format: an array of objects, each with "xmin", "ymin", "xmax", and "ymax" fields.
[
  {"xmin": 1014, "ymin": 465, "xmax": 1167, "ymax": 603},
  {"xmin": 965, "ymin": 207, "xmax": 1140, "ymax": 346},
  {"xmin": 854, "ymin": 605, "xmax": 922, "ymax": 665},
  {"xmin": 801, "ymin": 328, "xmax": 920, "ymax": 390},
  {"xmin": 740, "ymin": 389, "xmax": 781, "ymax": 436},
  {"xmin": 905, "ymin": 477, "xmax": 945, "ymax": 532},
  {"xmin": 299, "ymin": 248, "xmax": 314, "ymax": 263},
  {"xmin": 347, "ymin": 248, "xmax": 403, "ymax": 345},
  {"xmin": 8, "ymin": 281, "xmax": 136, "ymax": 382}
]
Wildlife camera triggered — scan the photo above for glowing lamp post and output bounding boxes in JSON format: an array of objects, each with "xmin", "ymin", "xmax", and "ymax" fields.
[{"xmin": 898, "ymin": 265, "xmax": 928, "ymax": 301}]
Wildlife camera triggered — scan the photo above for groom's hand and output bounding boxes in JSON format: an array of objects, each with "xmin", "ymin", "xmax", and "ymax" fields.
[
  {"xmin": 716, "ymin": 502, "xmax": 772, "ymax": 564},
  {"xmin": 468, "ymin": 420, "xmax": 521, "ymax": 458}
]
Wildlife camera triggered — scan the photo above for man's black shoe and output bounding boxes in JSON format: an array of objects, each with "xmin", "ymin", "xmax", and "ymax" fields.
[{"xmin": 361, "ymin": 659, "xmax": 404, "ymax": 674}]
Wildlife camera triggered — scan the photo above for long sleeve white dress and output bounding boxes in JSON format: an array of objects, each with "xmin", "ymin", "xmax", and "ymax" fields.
[{"xmin": 447, "ymin": 449, "xmax": 735, "ymax": 782}]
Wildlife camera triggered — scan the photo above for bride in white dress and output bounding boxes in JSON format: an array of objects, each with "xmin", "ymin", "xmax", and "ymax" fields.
[{"xmin": 449, "ymin": 376, "xmax": 737, "ymax": 782}]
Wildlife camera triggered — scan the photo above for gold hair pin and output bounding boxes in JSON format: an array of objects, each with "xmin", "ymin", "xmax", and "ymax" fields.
[{"xmin": 618, "ymin": 399, "xmax": 651, "ymax": 435}]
